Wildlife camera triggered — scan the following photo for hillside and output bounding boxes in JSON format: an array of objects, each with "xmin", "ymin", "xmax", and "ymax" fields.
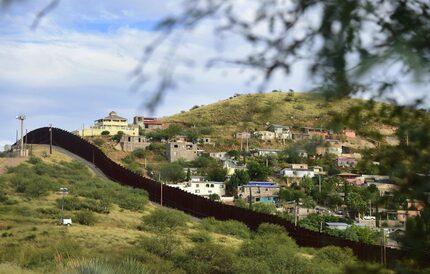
[
  {"xmin": 163, "ymin": 92, "xmax": 391, "ymax": 133},
  {"xmin": 0, "ymin": 146, "xmax": 364, "ymax": 273}
]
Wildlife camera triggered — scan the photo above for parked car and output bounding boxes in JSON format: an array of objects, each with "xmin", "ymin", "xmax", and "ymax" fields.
[{"xmin": 363, "ymin": 215, "xmax": 376, "ymax": 220}]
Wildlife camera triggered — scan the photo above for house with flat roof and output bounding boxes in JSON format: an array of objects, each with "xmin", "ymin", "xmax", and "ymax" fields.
[
  {"xmin": 237, "ymin": 181, "xmax": 280, "ymax": 204},
  {"xmin": 166, "ymin": 141, "xmax": 201, "ymax": 162},
  {"xmin": 167, "ymin": 181, "xmax": 225, "ymax": 197},
  {"xmin": 117, "ymin": 135, "xmax": 150, "ymax": 152},
  {"xmin": 133, "ymin": 116, "xmax": 163, "ymax": 131},
  {"xmin": 267, "ymin": 124, "xmax": 292, "ymax": 140}
]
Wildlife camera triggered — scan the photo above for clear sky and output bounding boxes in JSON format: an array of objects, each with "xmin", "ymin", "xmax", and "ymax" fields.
[{"xmin": 0, "ymin": 0, "xmax": 312, "ymax": 150}]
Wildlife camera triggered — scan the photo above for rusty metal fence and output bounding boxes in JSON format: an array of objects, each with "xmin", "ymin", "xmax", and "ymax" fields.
[{"xmin": 25, "ymin": 127, "xmax": 405, "ymax": 265}]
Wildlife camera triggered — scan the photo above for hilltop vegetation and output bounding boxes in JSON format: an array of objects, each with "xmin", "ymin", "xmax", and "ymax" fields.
[
  {"xmin": 0, "ymin": 146, "xmax": 391, "ymax": 273},
  {"xmin": 164, "ymin": 92, "xmax": 392, "ymax": 135}
]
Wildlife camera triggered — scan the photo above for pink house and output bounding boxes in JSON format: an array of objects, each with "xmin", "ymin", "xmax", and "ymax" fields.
[{"xmin": 342, "ymin": 129, "xmax": 356, "ymax": 138}]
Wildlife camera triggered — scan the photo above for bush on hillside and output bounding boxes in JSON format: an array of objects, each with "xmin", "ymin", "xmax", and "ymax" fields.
[
  {"xmin": 257, "ymin": 223, "xmax": 286, "ymax": 236},
  {"xmin": 75, "ymin": 210, "xmax": 97, "ymax": 226},
  {"xmin": 56, "ymin": 196, "xmax": 110, "ymax": 214},
  {"xmin": 140, "ymin": 208, "xmax": 189, "ymax": 232},
  {"xmin": 112, "ymin": 131, "xmax": 125, "ymax": 142},
  {"xmin": 132, "ymin": 148, "xmax": 147, "ymax": 159},
  {"xmin": 138, "ymin": 235, "xmax": 182, "ymax": 259},
  {"xmin": 200, "ymin": 217, "xmax": 250, "ymax": 239},
  {"xmin": 101, "ymin": 130, "xmax": 110, "ymax": 136},
  {"xmin": 93, "ymin": 138, "xmax": 105, "ymax": 147}
]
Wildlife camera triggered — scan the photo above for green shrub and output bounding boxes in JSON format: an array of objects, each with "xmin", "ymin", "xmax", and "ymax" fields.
[
  {"xmin": 101, "ymin": 130, "xmax": 110, "ymax": 136},
  {"xmin": 140, "ymin": 208, "xmax": 189, "ymax": 232},
  {"xmin": 36, "ymin": 207, "xmax": 61, "ymax": 219},
  {"xmin": 93, "ymin": 138, "xmax": 105, "ymax": 147},
  {"xmin": 75, "ymin": 210, "xmax": 97, "ymax": 226},
  {"xmin": 200, "ymin": 217, "xmax": 250, "ymax": 239},
  {"xmin": 257, "ymin": 223, "xmax": 286, "ymax": 235},
  {"xmin": 188, "ymin": 231, "xmax": 212, "ymax": 243},
  {"xmin": 0, "ymin": 191, "xmax": 8, "ymax": 203},
  {"xmin": 252, "ymin": 203, "xmax": 277, "ymax": 214},
  {"xmin": 12, "ymin": 176, "xmax": 50, "ymax": 198},
  {"xmin": 64, "ymin": 258, "xmax": 149, "ymax": 274},
  {"xmin": 315, "ymin": 246, "xmax": 356, "ymax": 265},
  {"xmin": 57, "ymin": 196, "xmax": 110, "ymax": 214},
  {"xmin": 138, "ymin": 235, "xmax": 182, "ymax": 259},
  {"xmin": 132, "ymin": 148, "xmax": 146, "ymax": 158},
  {"xmin": 112, "ymin": 131, "xmax": 125, "ymax": 142},
  {"xmin": 179, "ymin": 242, "xmax": 236, "ymax": 274},
  {"xmin": 27, "ymin": 156, "xmax": 42, "ymax": 165}
]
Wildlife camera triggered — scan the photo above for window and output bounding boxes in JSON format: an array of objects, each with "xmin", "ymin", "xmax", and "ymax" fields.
[
  {"xmin": 208, "ymin": 190, "xmax": 212, "ymax": 194},
  {"xmin": 195, "ymin": 189, "xmax": 200, "ymax": 193},
  {"xmin": 206, "ymin": 184, "xmax": 209, "ymax": 188},
  {"xmin": 256, "ymin": 198, "xmax": 260, "ymax": 202},
  {"xmin": 196, "ymin": 184, "xmax": 199, "ymax": 188},
  {"xmin": 128, "ymin": 137, "xmax": 131, "ymax": 142},
  {"xmin": 174, "ymin": 145, "xmax": 178, "ymax": 148},
  {"xmin": 210, "ymin": 184, "xmax": 214, "ymax": 188}
]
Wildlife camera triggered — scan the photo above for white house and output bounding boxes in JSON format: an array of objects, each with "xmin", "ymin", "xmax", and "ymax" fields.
[
  {"xmin": 167, "ymin": 181, "xmax": 226, "ymax": 197},
  {"xmin": 255, "ymin": 148, "xmax": 282, "ymax": 157},
  {"xmin": 253, "ymin": 131, "xmax": 276, "ymax": 141},
  {"xmin": 210, "ymin": 152, "xmax": 228, "ymax": 160},
  {"xmin": 280, "ymin": 164, "xmax": 315, "ymax": 178}
]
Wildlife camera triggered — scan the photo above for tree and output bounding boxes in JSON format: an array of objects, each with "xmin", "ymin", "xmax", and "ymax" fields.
[
  {"xmin": 206, "ymin": 166, "xmax": 227, "ymax": 182},
  {"xmin": 252, "ymin": 203, "xmax": 276, "ymax": 215},
  {"xmin": 132, "ymin": 148, "xmax": 146, "ymax": 159},
  {"xmin": 346, "ymin": 192, "xmax": 367, "ymax": 219},
  {"xmin": 226, "ymin": 170, "xmax": 250, "ymax": 195},
  {"xmin": 100, "ymin": 130, "xmax": 110, "ymax": 136},
  {"xmin": 112, "ymin": 131, "xmax": 124, "ymax": 142},
  {"xmin": 247, "ymin": 161, "xmax": 270, "ymax": 181},
  {"xmin": 208, "ymin": 193, "xmax": 220, "ymax": 201},
  {"xmin": 159, "ymin": 162, "xmax": 186, "ymax": 183},
  {"xmin": 186, "ymin": 167, "xmax": 191, "ymax": 181}
]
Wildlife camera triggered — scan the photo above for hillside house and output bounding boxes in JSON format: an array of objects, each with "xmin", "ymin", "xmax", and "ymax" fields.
[
  {"xmin": 167, "ymin": 181, "xmax": 225, "ymax": 197},
  {"xmin": 235, "ymin": 132, "xmax": 251, "ymax": 139},
  {"xmin": 74, "ymin": 111, "xmax": 139, "ymax": 137},
  {"xmin": 267, "ymin": 124, "xmax": 292, "ymax": 140},
  {"xmin": 280, "ymin": 164, "xmax": 315, "ymax": 178},
  {"xmin": 335, "ymin": 157, "xmax": 357, "ymax": 168},
  {"xmin": 364, "ymin": 181, "xmax": 399, "ymax": 197},
  {"xmin": 337, "ymin": 173, "xmax": 364, "ymax": 185},
  {"xmin": 210, "ymin": 152, "xmax": 228, "ymax": 160},
  {"xmin": 341, "ymin": 129, "xmax": 356, "ymax": 138},
  {"xmin": 166, "ymin": 142, "xmax": 201, "ymax": 162},
  {"xmin": 253, "ymin": 131, "xmax": 276, "ymax": 141},
  {"xmin": 237, "ymin": 182, "xmax": 280, "ymax": 204},
  {"xmin": 255, "ymin": 148, "xmax": 282, "ymax": 157},
  {"xmin": 299, "ymin": 127, "xmax": 330, "ymax": 139},
  {"xmin": 133, "ymin": 116, "xmax": 163, "ymax": 131},
  {"xmin": 223, "ymin": 159, "xmax": 247, "ymax": 176},
  {"xmin": 117, "ymin": 135, "xmax": 150, "ymax": 152},
  {"xmin": 199, "ymin": 137, "xmax": 214, "ymax": 145}
]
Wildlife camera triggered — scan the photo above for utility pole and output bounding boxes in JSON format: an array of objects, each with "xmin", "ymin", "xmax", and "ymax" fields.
[
  {"xmin": 248, "ymin": 186, "xmax": 253, "ymax": 209},
  {"xmin": 25, "ymin": 129, "xmax": 28, "ymax": 152},
  {"xmin": 294, "ymin": 204, "xmax": 298, "ymax": 226},
  {"xmin": 60, "ymin": 187, "xmax": 68, "ymax": 224},
  {"xmin": 16, "ymin": 114, "xmax": 26, "ymax": 157},
  {"xmin": 318, "ymin": 175, "xmax": 321, "ymax": 193},
  {"xmin": 49, "ymin": 124, "xmax": 53, "ymax": 155},
  {"xmin": 159, "ymin": 173, "xmax": 163, "ymax": 206}
]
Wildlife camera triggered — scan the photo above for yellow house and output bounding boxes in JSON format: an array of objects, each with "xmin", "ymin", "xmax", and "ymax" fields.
[{"xmin": 74, "ymin": 111, "xmax": 139, "ymax": 137}]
